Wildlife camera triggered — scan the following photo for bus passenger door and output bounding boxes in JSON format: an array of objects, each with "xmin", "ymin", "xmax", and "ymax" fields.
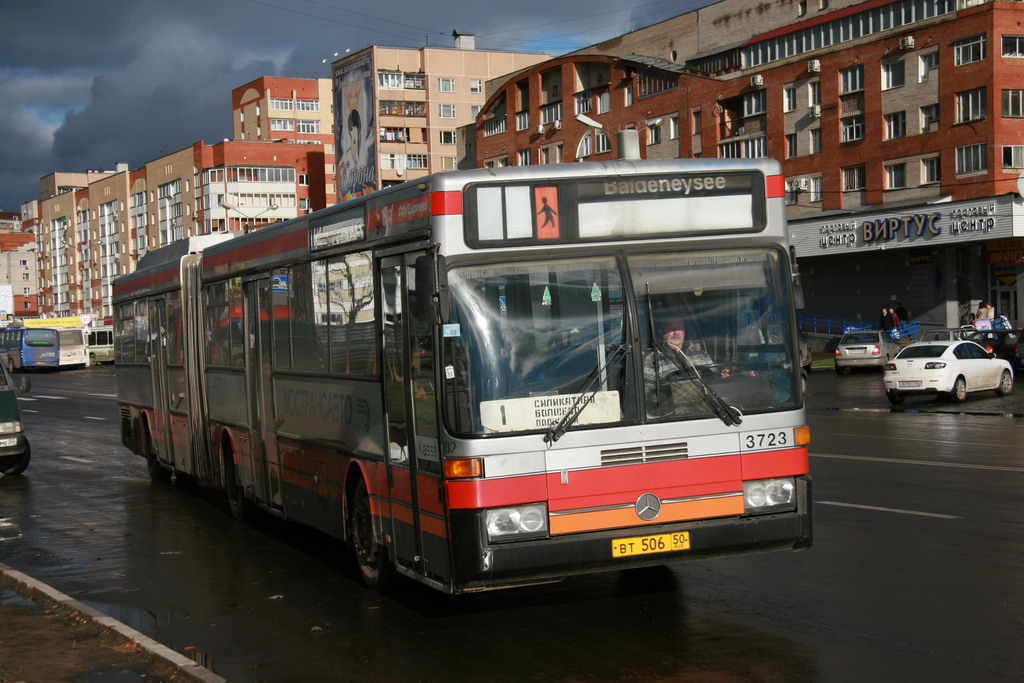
[
  {"xmin": 381, "ymin": 253, "xmax": 449, "ymax": 583},
  {"xmin": 148, "ymin": 299, "xmax": 173, "ymax": 471},
  {"xmin": 245, "ymin": 278, "xmax": 283, "ymax": 510}
]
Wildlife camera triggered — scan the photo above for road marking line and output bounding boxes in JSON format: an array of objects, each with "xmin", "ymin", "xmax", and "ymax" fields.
[
  {"xmin": 33, "ymin": 395, "xmax": 67, "ymax": 400},
  {"xmin": 60, "ymin": 456, "xmax": 93, "ymax": 464},
  {"xmin": 818, "ymin": 500, "xmax": 961, "ymax": 519},
  {"xmin": 812, "ymin": 452, "xmax": 1024, "ymax": 473},
  {"xmin": 84, "ymin": 416, "xmax": 105, "ymax": 421}
]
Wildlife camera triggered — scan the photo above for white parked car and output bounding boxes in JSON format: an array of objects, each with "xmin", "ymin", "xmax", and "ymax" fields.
[{"xmin": 882, "ymin": 340, "xmax": 1013, "ymax": 404}]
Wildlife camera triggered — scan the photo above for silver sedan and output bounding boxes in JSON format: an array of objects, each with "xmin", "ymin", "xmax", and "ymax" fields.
[
  {"xmin": 882, "ymin": 340, "xmax": 1013, "ymax": 404},
  {"xmin": 833, "ymin": 330, "xmax": 901, "ymax": 374}
]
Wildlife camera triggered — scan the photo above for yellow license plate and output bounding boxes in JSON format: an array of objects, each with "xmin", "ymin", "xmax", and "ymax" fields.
[{"xmin": 611, "ymin": 531, "xmax": 690, "ymax": 558}]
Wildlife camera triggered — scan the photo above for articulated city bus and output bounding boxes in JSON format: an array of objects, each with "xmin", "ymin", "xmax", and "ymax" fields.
[{"xmin": 114, "ymin": 158, "xmax": 811, "ymax": 593}]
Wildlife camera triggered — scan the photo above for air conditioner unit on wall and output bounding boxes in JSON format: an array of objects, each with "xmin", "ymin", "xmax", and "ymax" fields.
[
  {"xmin": 552, "ymin": 120, "xmax": 562, "ymax": 130},
  {"xmin": 535, "ymin": 124, "xmax": 544, "ymax": 134},
  {"xmin": 811, "ymin": 104, "xmax": 822, "ymax": 118},
  {"xmin": 796, "ymin": 178, "xmax": 808, "ymax": 190},
  {"xmin": 900, "ymin": 36, "xmax": 915, "ymax": 49},
  {"xmin": 807, "ymin": 59, "xmax": 821, "ymax": 73},
  {"xmin": 750, "ymin": 74, "xmax": 764, "ymax": 87}
]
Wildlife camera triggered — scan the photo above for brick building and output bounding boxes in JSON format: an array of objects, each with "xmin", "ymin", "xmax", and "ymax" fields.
[{"xmin": 476, "ymin": 0, "xmax": 1024, "ymax": 327}]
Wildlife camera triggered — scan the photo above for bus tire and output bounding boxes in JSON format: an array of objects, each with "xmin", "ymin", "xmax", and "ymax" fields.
[
  {"xmin": 224, "ymin": 442, "xmax": 249, "ymax": 521},
  {"xmin": 143, "ymin": 425, "xmax": 170, "ymax": 482},
  {"xmin": 349, "ymin": 478, "xmax": 392, "ymax": 591},
  {"xmin": 89, "ymin": 352, "xmax": 97, "ymax": 366},
  {"xmin": 0, "ymin": 441, "xmax": 30, "ymax": 476}
]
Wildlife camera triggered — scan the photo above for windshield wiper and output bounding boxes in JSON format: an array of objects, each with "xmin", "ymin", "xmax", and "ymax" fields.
[
  {"xmin": 544, "ymin": 343, "xmax": 629, "ymax": 446},
  {"xmin": 658, "ymin": 342, "xmax": 743, "ymax": 427}
]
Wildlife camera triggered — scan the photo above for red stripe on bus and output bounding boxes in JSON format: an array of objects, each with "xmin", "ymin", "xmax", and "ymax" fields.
[
  {"xmin": 203, "ymin": 229, "xmax": 307, "ymax": 272},
  {"xmin": 431, "ymin": 191, "xmax": 463, "ymax": 215},
  {"xmin": 446, "ymin": 474, "xmax": 547, "ymax": 509},
  {"xmin": 741, "ymin": 447, "xmax": 809, "ymax": 479},
  {"xmin": 766, "ymin": 175, "xmax": 786, "ymax": 198}
]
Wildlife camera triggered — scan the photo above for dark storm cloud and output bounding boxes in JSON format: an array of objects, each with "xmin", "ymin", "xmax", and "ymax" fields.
[{"xmin": 0, "ymin": 0, "xmax": 698, "ymax": 211}]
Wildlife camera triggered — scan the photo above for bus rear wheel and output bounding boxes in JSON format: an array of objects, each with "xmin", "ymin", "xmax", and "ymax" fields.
[
  {"xmin": 144, "ymin": 426, "xmax": 170, "ymax": 482},
  {"xmin": 349, "ymin": 478, "xmax": 392, "ymax": 591},
  {"xmin": 224, "ymin": 444, "xmax": 249, "ymax": 521}
]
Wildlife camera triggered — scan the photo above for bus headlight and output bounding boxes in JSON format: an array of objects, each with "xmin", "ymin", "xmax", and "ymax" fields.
[
  {"xmin": 0, "ymin": 421, "xmax": 23, "ymax": 435},
  {"xmin": 743, "ymin": 477, "xmax": 795, "ymax": 514},
  {"xmin": 485, "ymin": 504, "xmax": 548, "ymax": 541}
]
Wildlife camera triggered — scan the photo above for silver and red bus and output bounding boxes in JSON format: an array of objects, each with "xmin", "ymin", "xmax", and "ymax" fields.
[{"xmin": 114, "ymin": 158, "xmax": 811, "ymax": 593}]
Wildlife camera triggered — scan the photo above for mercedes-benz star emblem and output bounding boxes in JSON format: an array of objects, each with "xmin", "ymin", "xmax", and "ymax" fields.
[{"xmin": 635, "ymin": 493, "xmax": 662, "ymax": 521}]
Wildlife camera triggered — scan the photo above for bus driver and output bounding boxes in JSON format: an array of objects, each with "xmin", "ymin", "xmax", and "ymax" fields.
[{"xmin": 644, "ymin": 317, "xmax": 730, "ymax": 416}]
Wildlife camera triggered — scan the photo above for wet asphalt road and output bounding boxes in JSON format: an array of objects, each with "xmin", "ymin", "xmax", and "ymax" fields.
[{"xmin": 0, "ymin": 365, "xmax": 1022, "ymax": 681}]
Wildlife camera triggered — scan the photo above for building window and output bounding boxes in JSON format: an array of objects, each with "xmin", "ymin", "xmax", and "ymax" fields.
[
  {"xmin": 378, "ymin": 71, "xmax": 404, "ymax": 89},
  {"xmin": 840, "ymin": 64, "xmax": 863, "ymax": 93},
  {"xmin": 881, "ymin": 61, "xmax": 905, "ymax": 89},
  {"xmin": 298, "ymin": 174, "xmax": 309, "ymax": 186},
  {"xmin": 786, "ymin": 133, "xmax": 798, "ymax": 158},
  {"xmin": 808, "ymin": 80, "xmax": 820, "ymax": 106},
  {"xmin": 668, "ymin": 115, "xmax": 680, "ymax": 140},
  {"xmin": 954, "ymin": 34, "xmax": 986, "ymax": 66},
  {"xmin": 469, "ymin": 79, "xmax": 483, "ymax": 93},
  {"xmin": 542, "ymin": 144, "xmax": 563, "ymax": 164},
  {"xmin": 1003, "ymin": 90, "xmax": 1024, "ymax": 117},
  {"xmin": 743, "ymin": 90, "xmax": 767, "ymax": 116},
  {"xmin": 919, "ymin": 52, "xmax": 939, "ymax": 81},
  {"xmin": 596, "ymin": 131, "xmax": 612, "ymax": 153},
  {"xmin": 270, "ymin": 98, "xmax": 293, "ymax": 111},
  {"xmin": 597, "ymin": 91, "xmax": 611, "ymax": 114},
  {"xmin": 1003, "ymin": 36, "xmax": 1024, "ymax": 57},
  {"xmin": 407, "ymin": 154, "xmax": 428, "ymax": 169},
  {"xmin": 956, "ymin": 88, "xmax": 986, "ymax": 123},
  {"xmin": 624, "ymin": 84, "xmax": 634, "ymax": 107},
  {"xmin": 270, "ymin": 118, "xmax": 294, "ymax": 131},
  {"xmin": 783, "ymin": 86, "xmax": 797, "ymax": 112},
  {"xmin": 578, "ymin": 131, "xmax": 593, "ymax": 158},
  {"xmin": 885, "ymin": 111, "xmax": 906, "ymax": 140},
  {"xmin": 295, "ymin": 99, "xmax": 319, "ymax": 112},
  {"xmin": 575, "ymin": 91, "xmax": 592, "ymax": 114},
  {"xmin": 841, "ymin": 114, "xmax": 864, "ymax": 142},
  {"xmin": 885, "ymin": 163, "xmax": 907, "ymax": 189},
  {"xmin": 380, "ymin": 126, "xmax": 408, "ymax": 142},
  {"xmin": 809, "ymin": 128, "xmax": 821, "ymax": 154},
  {"xmin": 922, "ymin": 156, "xmax": 941, "ymax": 183},
  {"xmin": 809, "ymin": 176, "xmax": 823, "ymax": 202},
  {"xmin": 647, "ymin": 121, "xmax": 662, "ymax": 145},
  {"xmin": 440, "ymin": 130, "xmax": 457, "ymax": 145},
  {"xmin": 718, "ymin": 135, "xmax": 767, "ymax": 159},
  {"xmin": 955, "ymin": 143, "xmax": 987, "ymax": 174},
  {"xmin": 438, "ymin": 77, "xmax": 455, "ymax": 92},
  {"xmin": 439, "ymin": 104, "xmax": 456, "ymax": 118},
  {"xmin": 842, "ymin": 165, "xmax": 865, "ymax": 191},
  {"xmin": 920, "ymin": 104, "xmax": 940, "ymax": 132},
  {"xmin": 441, "ymin": 156, "xmax": 457, "ymax": 170},
  {"xmin": 540, "ymin": 102, "xmax": 562, "ymax": 124},
  {"xmin": 296, "ymin": 120, "xmax": 320, "ymax": 134},
  {"xmin": 470, "ymin": 105, "xmax": 482, "ymax": 118},
  {"xmin": 1003, "ymin": 146, "xmax": 1024, "ymax": 168},
  {"xmin": 518, "ymin": 149, "xmax": 531, "ymax": 166}
]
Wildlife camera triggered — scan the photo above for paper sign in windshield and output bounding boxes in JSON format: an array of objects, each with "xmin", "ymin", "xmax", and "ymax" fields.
[{"xmin": 480, "ymin": 391, "xmax": 621, "ymax": 433}]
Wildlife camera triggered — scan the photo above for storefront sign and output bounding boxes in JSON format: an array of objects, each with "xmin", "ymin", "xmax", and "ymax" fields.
[{"xmin": 987, "ymin": 237, "xmax": 1024, "ymax": 265}]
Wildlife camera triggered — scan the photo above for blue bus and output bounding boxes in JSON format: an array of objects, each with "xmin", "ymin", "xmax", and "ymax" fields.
[{"xmin": 0, "ymin": 326, "xmax": 89, "ymax": 371}]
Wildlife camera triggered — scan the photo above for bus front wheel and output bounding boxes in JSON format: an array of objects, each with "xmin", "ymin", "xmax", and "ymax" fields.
[{"xmin": 349, "ymin": 478, "xmax": 392, "ymax": 591}]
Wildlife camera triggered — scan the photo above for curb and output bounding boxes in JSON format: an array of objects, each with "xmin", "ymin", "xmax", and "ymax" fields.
[{"xmin": 0, "ymin": 562, "xmax": 225, "ymax": 683}]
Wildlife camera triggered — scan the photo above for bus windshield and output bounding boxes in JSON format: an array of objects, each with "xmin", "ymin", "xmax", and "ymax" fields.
[{"xmin": 444, "ymin": 248, "xmax": 797, "ymax": 436}]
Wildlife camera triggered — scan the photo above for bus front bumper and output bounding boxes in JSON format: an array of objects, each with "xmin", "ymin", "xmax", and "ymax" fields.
[{"xmin": 448, "ymin": 475, "xmax": 812, "ymax": 592}]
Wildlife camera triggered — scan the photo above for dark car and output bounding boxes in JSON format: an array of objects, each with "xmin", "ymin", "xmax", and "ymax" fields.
[{"xmin": 966, "ymin": 329, "xmax": 1022, "ymax": 368}]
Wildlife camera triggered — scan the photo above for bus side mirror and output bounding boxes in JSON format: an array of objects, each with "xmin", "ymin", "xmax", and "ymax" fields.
[{"xmin": 414, "ymin": 253, "xmax": 451, "ymax": 325}]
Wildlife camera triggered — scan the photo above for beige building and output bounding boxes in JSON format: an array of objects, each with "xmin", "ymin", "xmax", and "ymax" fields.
[{"xmin": 330, "ymin": 32, "xmax": 550, "ymax": 200}]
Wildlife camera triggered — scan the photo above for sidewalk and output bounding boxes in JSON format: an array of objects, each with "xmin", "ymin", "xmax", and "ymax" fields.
[{"xmin": 0, "ymin": 563, "xmax": 223, "ymax": 683}]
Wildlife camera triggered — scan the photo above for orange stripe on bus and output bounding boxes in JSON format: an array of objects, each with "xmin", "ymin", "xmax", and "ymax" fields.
[
  {"xmin": 418, "ymin": 512, "xmax": 449, "ymax": 539},
  {"xmin": 549, "ymin": 495, "xmax": 743, "ymax": 535}
]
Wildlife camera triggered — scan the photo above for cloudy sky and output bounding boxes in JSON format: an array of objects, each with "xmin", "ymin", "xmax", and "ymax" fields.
[{"xmin": 0, "ymin": 0, "xmax": 712, "ymax": 212}]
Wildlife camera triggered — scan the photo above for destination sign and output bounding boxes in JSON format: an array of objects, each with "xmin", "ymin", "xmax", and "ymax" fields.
[{"xmin": 466, "ymin": 171, "xmax": 766, "ymax": 247}]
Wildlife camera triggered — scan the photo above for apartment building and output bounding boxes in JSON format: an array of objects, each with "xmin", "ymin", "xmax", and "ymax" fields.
[
  {"xmin": 34, "ymin": 140, "xmax": 326, "ymax": 318},
  {"xmin": 329, "ymin": 33, "xmax": 549, "ymax": 201},
  {"xmin": 232, "ymin": 76, "xmax": 338, "ymax": 204},
  {"xmin": 476, "ymin": 0, "xmax": 1024, "ymax": 327}
]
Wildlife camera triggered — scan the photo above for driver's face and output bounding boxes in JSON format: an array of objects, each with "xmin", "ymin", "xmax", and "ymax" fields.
[{"xmin": 662, "ymin": 326, "xmax": 685, "ymax": 347}]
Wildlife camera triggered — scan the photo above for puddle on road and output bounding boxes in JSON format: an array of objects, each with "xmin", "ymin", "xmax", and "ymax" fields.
[{"xmin": 0, "ymin": 586, "xmax": 39, "ymax": 609}]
